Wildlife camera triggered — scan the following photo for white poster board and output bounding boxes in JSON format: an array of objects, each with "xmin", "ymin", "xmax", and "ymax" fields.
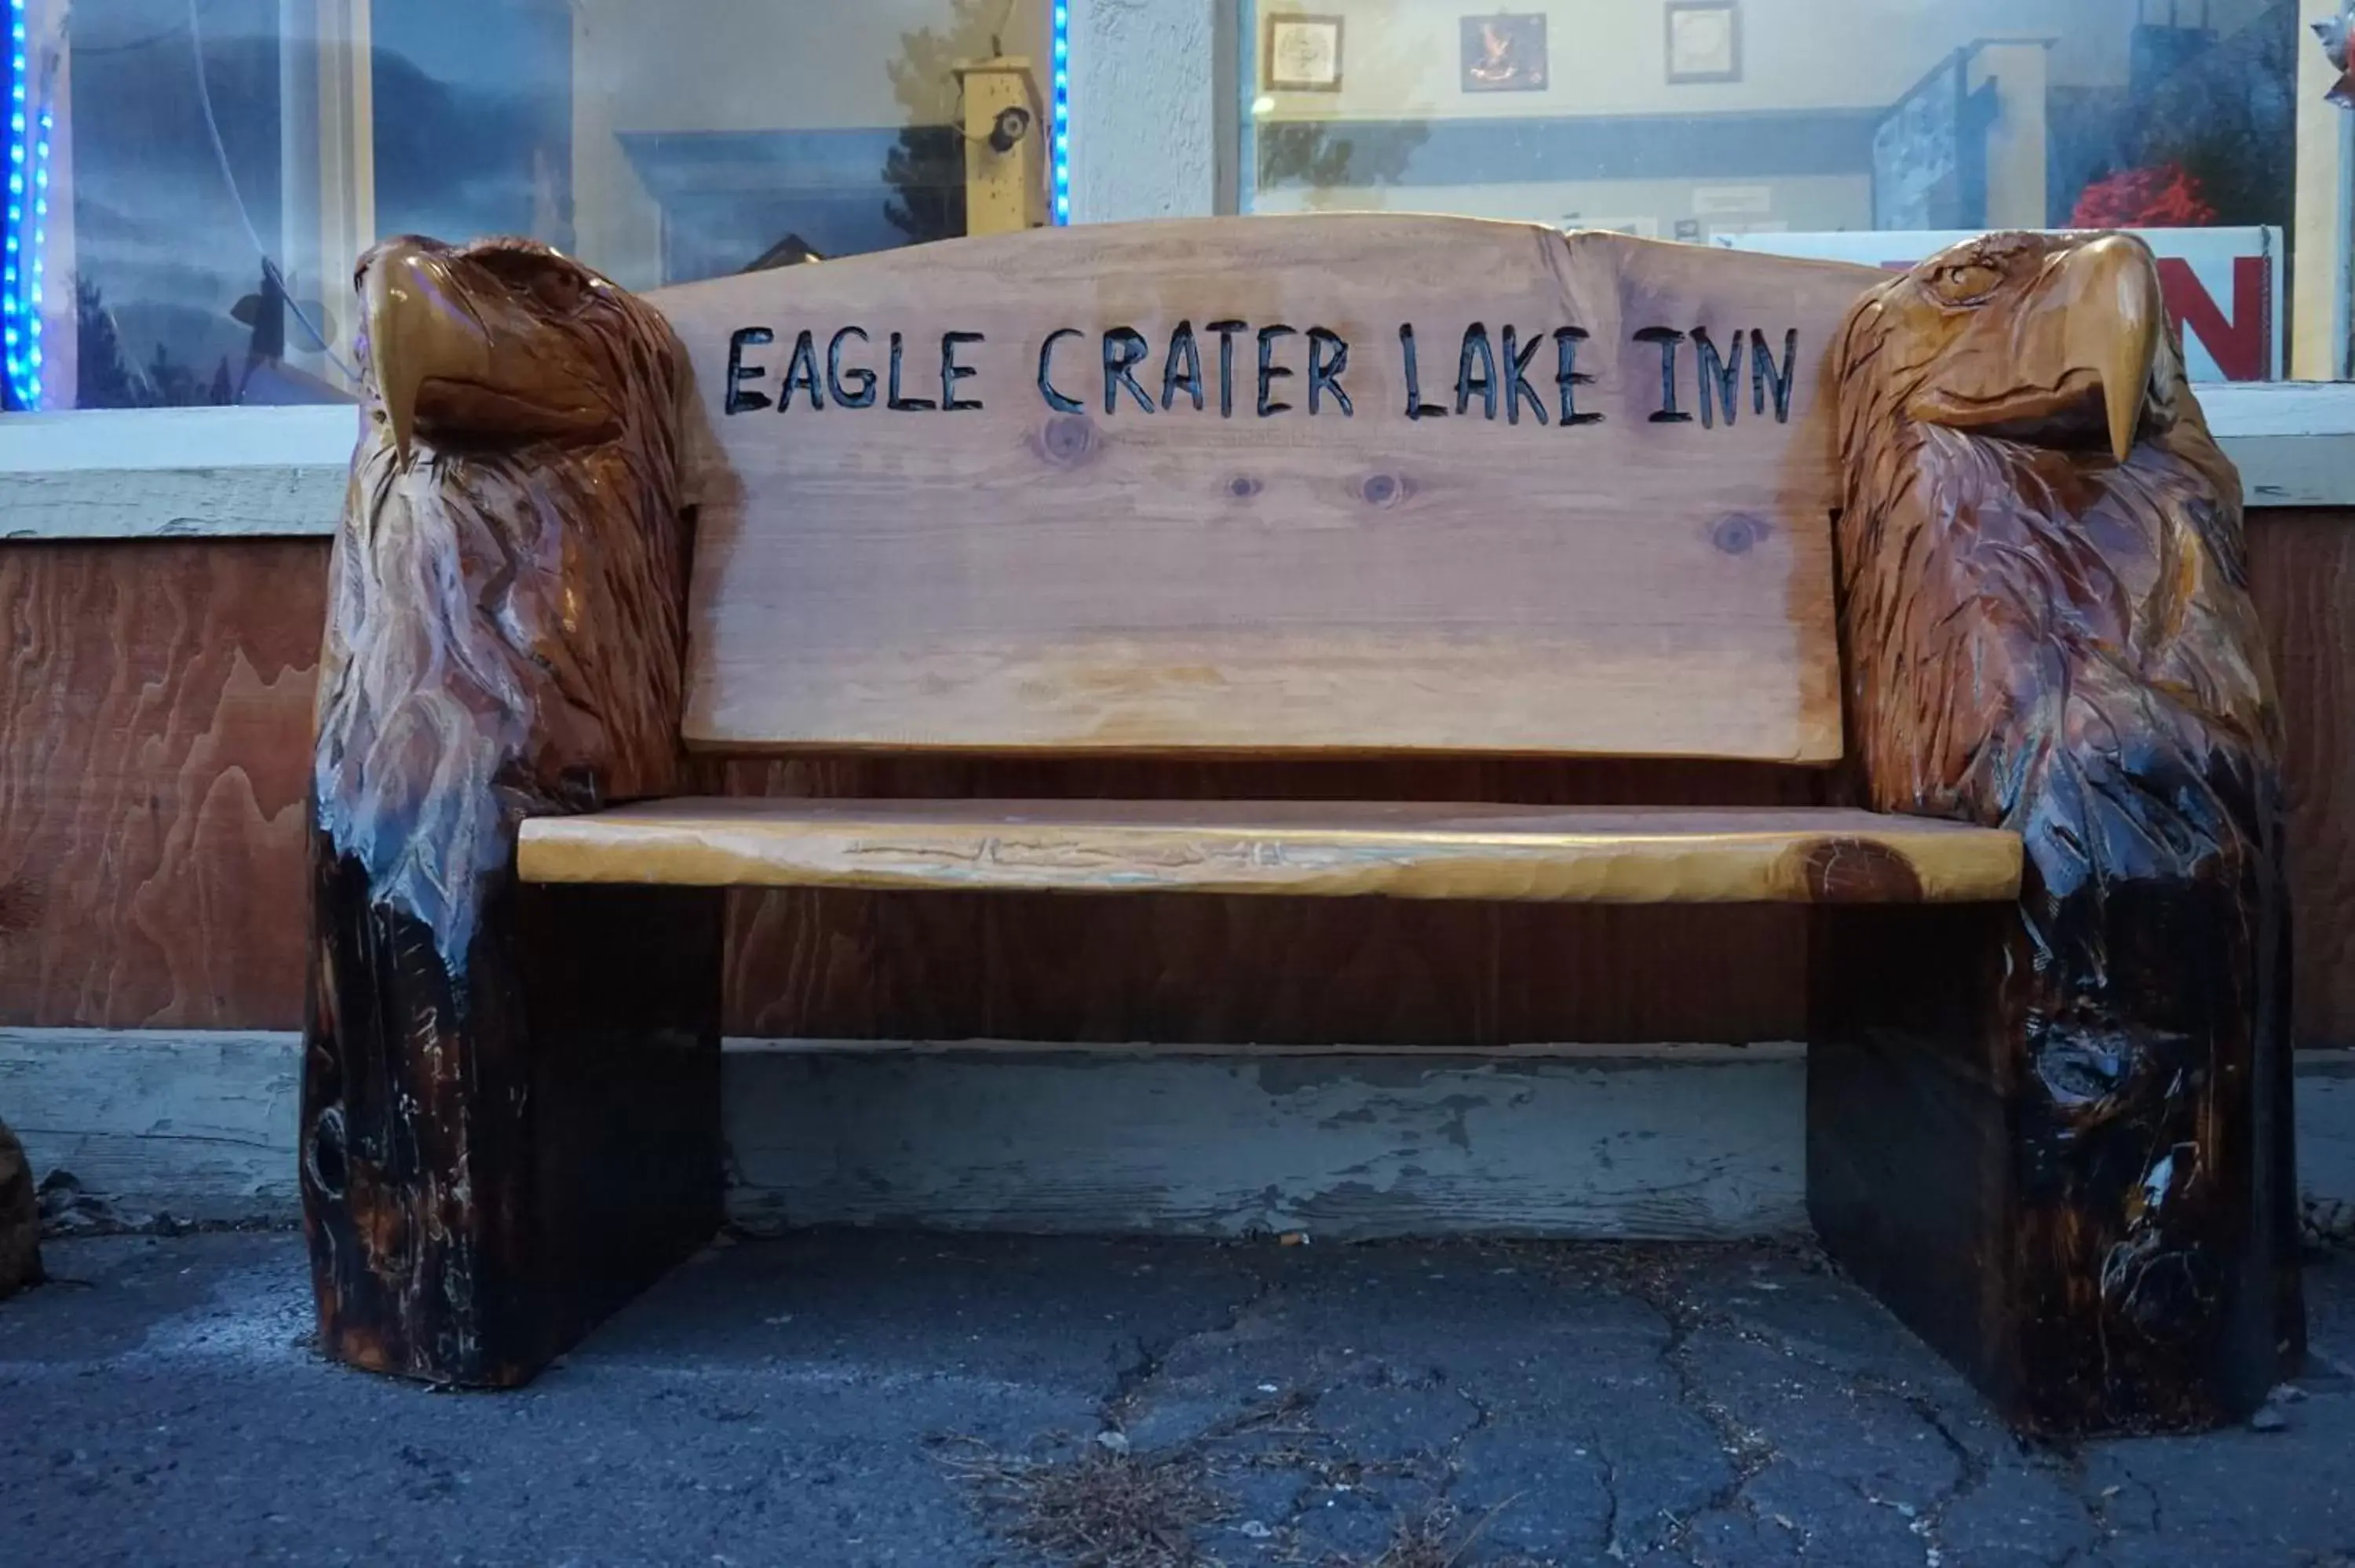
[{"xmin": 1715, "ymin": 228, "xmax": 2284, "ymax": 383}]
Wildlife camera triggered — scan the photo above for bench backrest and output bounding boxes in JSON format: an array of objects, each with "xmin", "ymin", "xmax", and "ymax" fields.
[{"xmin": 652, "ymin": 216, "xmax": 1881, "ymax": 764}]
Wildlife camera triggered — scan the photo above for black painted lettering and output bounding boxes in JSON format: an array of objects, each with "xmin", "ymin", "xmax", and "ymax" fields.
[
  {"xmin": 1038, "ymin": 327, "xmax": 1084, "ymax": 413},
  {"xmin": 1207, "ymin": 319, "xmax": 1247, "ymax": 418},
  {"xmin": 1257, "ymin": 325, "xmax": 1297, "ymax": 417},
  {"xmin": 828, "ymin": 326, "xmax": 875, "ymax": 407},
  {"xmin": 1554, "ymin": 327, "xmax": 1601, "ymax": 426},
  {"xmin": 1455, "ymin": 324, "xmax": 1498, "ymax": 420},
  {"xmin": 1501, "ymin": 326, "xmax": 1548, "ymax": 427},
  {"xmin": 780, "ymin": 330, "xmax": 824, "ymax": 410},
  {"xmin": 887, "ymin": 332, "xmax": 937, "ymax": 410},
  {"xmin": 1103, "ymin": 327, "xmax": 1155, "ymax": 414},
  {"xmin": 940, "ymin": 330, "xmax": 984, "ymax": 410},
  {"xmin": 1692, "ymin": 327, "xmax": 1743, "ymax": 429},
  {"xmin": 1634, "ymin": 327, "xmax": 1692, "ymax": 423},
  {"xmin": 1751, "ymin": 328, "xmax": 1799, "ymax": 423},
  {"xmin": 1162, "ymin": 320, "xmax": 1204, "ymax": 410},
  {"xmin": 1305, "ymin": 328, "xmax": 1353, "ymax": 417},
  {"xmin": 1399, "ymin": 324, "xmax": 1447, "ymax": 419},
  {"xmin": 724, "ymin": 326, "xmax": 773, "ymax": 414}
]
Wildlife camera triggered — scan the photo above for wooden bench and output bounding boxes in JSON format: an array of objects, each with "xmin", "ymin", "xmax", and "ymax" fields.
[{"xmin": 303, "ymin": 216, "xmax": 2297, "ymax": 1435}]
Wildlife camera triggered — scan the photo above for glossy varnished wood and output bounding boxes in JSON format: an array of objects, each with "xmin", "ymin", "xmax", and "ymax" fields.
[
  {"xmin": 521, "ymin": 798, "xmax": 2021, "ymax": 904},
  {"xmin": 655, "ymin": 216, "xmax": 1881, "ymax": 763},
  {"xmin": 1824, "ymin": 232, "xmax": 2298, "ymax": 1431},
  {"xmin": 0, "ymin": 538, "xmax": 322, "ymax": 1030},
  {"xmin": 304, "ymin": 238, "xmax": 716, "ymax": 1384},
  {"xmin": 306, "ymin": 859, "xmax": 721, "ymax": 1383}
]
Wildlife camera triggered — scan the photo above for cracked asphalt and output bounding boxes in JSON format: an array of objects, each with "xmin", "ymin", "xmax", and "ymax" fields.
[{"xmin": 2, "ymin": 1231, "xmax": 2353, "ymax": 1566}]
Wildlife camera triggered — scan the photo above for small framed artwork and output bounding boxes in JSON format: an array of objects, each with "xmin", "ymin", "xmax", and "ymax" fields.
[
  {"xmin": 1665, "ymin": 0, "xmax": 1740, "ymax": 84},
  {"xmin": 1263, "ymin": 13, "xmax": 1344, "ymax": 93},
  {"xmin": 1461, "ymin": 13, "xmax": 1549, "ymax": 93}
]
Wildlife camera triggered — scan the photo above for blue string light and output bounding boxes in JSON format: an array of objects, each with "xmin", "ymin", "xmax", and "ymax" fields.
[
  {"xmin": 3, "ymin": 0, "xmax": 42, "ymax": 409},
  {"xmin": 1050, "ymin": 2, "xmax": 1071, "ymax": 224}
]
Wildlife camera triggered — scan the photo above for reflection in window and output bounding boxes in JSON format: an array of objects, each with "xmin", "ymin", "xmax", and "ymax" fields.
[
  {"xmin": 1241, "ymin": 0, "xmax": 2306, "ymax": 380},
  {"xmin": 20, "ymin": 0, "xmax": 1048, "ymax": 411}
]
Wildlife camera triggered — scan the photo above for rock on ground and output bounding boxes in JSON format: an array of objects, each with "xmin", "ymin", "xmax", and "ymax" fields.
[{"xmin": 0, "ymin": 1118, "xmax": 37, "ymax": 1299}]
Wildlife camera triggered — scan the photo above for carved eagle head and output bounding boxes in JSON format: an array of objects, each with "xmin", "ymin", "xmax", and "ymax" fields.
[
  {"xmin": 1827, "ymin": 230, "xmax": 2273, "ymax": 831},
  {"xmin": 360, "ymin": 236, "xmax": 658, "ymax": 462},
  {"xmin": 1838, "ymin": 229, "xmax": 2178, "ymax": 467},
  {"xmin": 316, "ymin": 236, "xmax": 692, "ymax": 964}
]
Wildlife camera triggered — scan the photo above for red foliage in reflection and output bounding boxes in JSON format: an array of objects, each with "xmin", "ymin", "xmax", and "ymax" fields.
[{"xmin": 2069, "ymin": 163, "xmax": 2218, "ymax": 229}]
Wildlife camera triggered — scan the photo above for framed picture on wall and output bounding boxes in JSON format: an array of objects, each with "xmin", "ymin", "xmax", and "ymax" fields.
[
  {"xmin": 1665, "ymin": 0, "xmax": 1741, "ymax": 84},
  {"xmin": 1263, "ymin": 13, "xmax": 1345, "ymax": 93},
  {"xmin": 1461, "ymin": 13, "xmax": 1549, "ymax": 93}
]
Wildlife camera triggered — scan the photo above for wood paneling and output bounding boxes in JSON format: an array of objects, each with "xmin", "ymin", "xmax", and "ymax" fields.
[
  {"xmin": 0, "ymin": 540, "xmax": 323, "ymax": 1030},
  {"xmin": 659, "ymin": 217, "xmax": 1877, "ymax": 763},
  {"xmin": 8, "ymin": 514, "xmax": 2355, "ymax": 1048},
  {"xmin": 2251, "ymin": 509, "xmax": 2355, "ymax": 1047}
]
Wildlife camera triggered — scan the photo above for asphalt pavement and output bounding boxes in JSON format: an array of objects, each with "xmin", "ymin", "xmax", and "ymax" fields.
[{"xmin": 3, "ymin": 1228, "xmax": 2352, "ymax": 1566}]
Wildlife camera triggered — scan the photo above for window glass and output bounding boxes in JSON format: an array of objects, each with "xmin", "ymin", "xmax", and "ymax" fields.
[
  {"xmin": 1240, "ymin": 0, "xmax": 2313, "ymax": 382},
  {"xmin": 10, "ymin": 0, "xmax": 1050, "ymax": 411}
]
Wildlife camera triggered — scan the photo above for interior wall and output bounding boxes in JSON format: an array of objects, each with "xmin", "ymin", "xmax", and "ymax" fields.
[
  {"xmin": 1251, "ymin": 0, "xmax": 2274, "ymax": 121},
  {"xmin": 1246, "ymin": 0, "xmax": 2284, "ymax": 235}
]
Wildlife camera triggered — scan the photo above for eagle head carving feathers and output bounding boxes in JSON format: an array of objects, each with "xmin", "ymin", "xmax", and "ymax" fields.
[
  {"xmin": 1833, "ymin": 227, "xmax": 2280, "ymax": 1010},
  {"xmin": 1834, "ymin": 232, "xmax": 2295, "ymax": 1391},
  {"xmin": 314, "ymin": 236, "xmax": 692, "ymax": 966}
]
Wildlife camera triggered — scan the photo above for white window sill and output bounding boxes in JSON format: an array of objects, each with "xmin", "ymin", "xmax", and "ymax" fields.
[{"xmin": 2, "ymin": 386, "xmax": 2351, "ymax": 542}]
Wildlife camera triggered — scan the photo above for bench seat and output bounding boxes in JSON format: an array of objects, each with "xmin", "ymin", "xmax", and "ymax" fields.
[{"xmin": 517, "ymin": 800, "xmax": 2022, "ymax": 905}]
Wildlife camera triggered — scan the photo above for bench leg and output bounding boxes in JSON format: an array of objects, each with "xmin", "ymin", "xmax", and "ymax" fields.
[
  {"xmin": 1808, "ymin": 894, "xmax": 2300, "ymax": 1435},
  {"xmin": 301, "ymin": 837, "xmax": 723, "ymax": 1385}
]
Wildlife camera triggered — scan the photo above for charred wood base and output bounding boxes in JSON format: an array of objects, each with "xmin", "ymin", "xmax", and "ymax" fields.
[
  {"xmin": 1808, "ymin": 900, "xmax": 2300, "ymax": 1436},
  {"xmin": 301, "ymin": 839, "xmax": 723, "ymax": 1385}
]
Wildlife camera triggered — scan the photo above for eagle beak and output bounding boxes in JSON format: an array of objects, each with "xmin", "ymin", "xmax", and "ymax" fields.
[
  {"xmin": 1906, "ymin": 233, "xmax": 2164, "ymax": 463},
  {"xmin": 2065, "ymin": 234, "xmax": 2164, "ymax": 463},
  {"xmin": 360, "ymin": 240, "xmax": 614, "ymax": 465},
  {"xmin": 363, "ymin": 242, "xmax": 492, "ymax": 466}
]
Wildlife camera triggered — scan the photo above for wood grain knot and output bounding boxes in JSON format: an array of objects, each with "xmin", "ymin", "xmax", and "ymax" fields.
[
  {"xmin": 0, "ymin": 878, "xmax": 38, "ymax": 940},
  {"xmin": 1037, "ymin": 414, "xmax": 1099, "ymax": 468},
  {"xmin": 1227, "ymin": 474, "xmax": 1262, "ymax": 499},
  {"xmin": 305, "ymin": 1104, "xmax": 349, "ymax": 1199},
  {"xmin": 1800, "ymin": 837, "xmax": 1925, "ymax": 902},
  {"xmin": 1359, "ymin": 472, "xmax": 1411, "ymax": 509},
  {"xmin": 1711, "ymin": 512, "xmax": 1773, "ymax": 556}
]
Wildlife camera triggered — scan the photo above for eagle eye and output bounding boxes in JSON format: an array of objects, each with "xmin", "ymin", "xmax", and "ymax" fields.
[
  {"xmin": 525, "ymin": 266, "xmax": 591, "ymax": 314},
  {"xmin": 1928, "ymin": 261, "xmax": 2005, "ymax": 307}
]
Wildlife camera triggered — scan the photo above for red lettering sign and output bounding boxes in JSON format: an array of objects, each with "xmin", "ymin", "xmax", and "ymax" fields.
[{"xmin": 2157, "ymin": 256, "xmax": 2269, "ymax": 381}]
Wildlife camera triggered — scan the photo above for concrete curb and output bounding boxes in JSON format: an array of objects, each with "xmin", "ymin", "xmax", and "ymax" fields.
[{"xmin": 8, "ymin": 1028, "xmax": 2355, "ymax": 1239}]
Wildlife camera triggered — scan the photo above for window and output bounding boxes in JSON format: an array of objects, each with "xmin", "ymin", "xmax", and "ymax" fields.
[
  {"xmin": 9, "ymin": 0, "xmax": 1052, "ymax": 411},
  {"xmin": 1239, "ymin": 0, "xmax": 2346, "ymax": 383},
  {"xmin": 9, "ymin": 0, "xmax": 2346, "ymax": 416}
]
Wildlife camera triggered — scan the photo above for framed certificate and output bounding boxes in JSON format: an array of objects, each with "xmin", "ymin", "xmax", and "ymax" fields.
[
  {"xmin": 1666, "ymin": 0, "xmax": 1740, "ymax": 84},
  {"xmin": 1264, "ymin": 13, "xmax": 1344, "ymax": 92}
]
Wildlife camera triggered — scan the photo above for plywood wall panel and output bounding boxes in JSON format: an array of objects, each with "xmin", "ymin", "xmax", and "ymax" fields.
[
  {"xmin": 2250, "ymin": 511, "xmax": 2355, "ymax": 1047},
  {"xmin": 6, "ymin": 516, "xmax": 2353, "ymax": 1048},
  {"xmin": 0, "ymin": 540, "xmax": 325, "ymax": 1030}
]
